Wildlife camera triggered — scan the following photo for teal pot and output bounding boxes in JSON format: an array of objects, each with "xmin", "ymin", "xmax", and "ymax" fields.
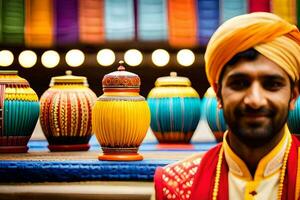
[
  {"xmin": 287, "ymin": 96, "xmax": 300, "ymax": 140},
  {"xmin": 147, "ymin": 72, "xmax": 201, "ymax": 143},
  {"xmin": 203, "ymin": 87, "xmax": 227, "ymax": 142},
  {"xmin": 0, "ymin": 71, "xmax": 39, "ymax": 153}
]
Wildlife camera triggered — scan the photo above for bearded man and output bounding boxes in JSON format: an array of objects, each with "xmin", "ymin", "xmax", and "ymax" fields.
[{"xmin": 154, "ymin": 12, "xmax": 300, "ymax": 200}]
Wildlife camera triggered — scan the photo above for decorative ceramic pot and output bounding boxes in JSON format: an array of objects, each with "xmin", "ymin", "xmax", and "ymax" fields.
[
  {"xmin": 40, "ymin": 71, "xmax": 97, "ymax": 151},
  {"xmin": 0, "ymin": 70, "xmax": 39, "ymax": 153},
  {"xmin": 202, "ymin": 87, "xmax": 227, "ymax": 142},
  {"xmin": 287, "ymin": 97, "xmax": 300, "ymax": 140},
  {"xmin": 147, "ymin": 72, "xmax": 201, "ymax": 143},
  {"xmin": 92, "ymin": 61, "xmax": 150, "ymax": 161}
]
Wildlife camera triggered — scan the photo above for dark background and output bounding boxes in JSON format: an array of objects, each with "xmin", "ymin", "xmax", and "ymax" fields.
[{"xmin": 1, "ymin": 42, "xmax": 210, "ymax": 98}]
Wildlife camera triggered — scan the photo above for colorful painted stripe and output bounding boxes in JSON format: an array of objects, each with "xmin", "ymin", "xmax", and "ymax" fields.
[
  {"xmin": 104, "ymin": 0, "xmax": 135, "ymax": 40},
  {"xmin": 296, "ymin": 0, "xmax": 300, "ymax": 26},
  {"xmin": 220, "ymin": 0, "xmax": 248, "ymax": 23},
  {"xmin": 4, "ymin": 87, "xmax": 38, "ymax": 101},
  {"xmin": 272, "ymin": 0, "xmax": 297, "ymax": 24},
  {"xmin": 168, "ymin": 0, "xmax": 198, "ymax": 47},
  {"xmin": 55, "ymin": 0, "xmax": 79, "ymax": 45},
  {"xmin": 3, "ymin": 100, "xmax": 39, "ymax": 137},
  {"xmin": 1, "ymin": 0, "xmax": 25, "ymax": 44},
  {"xmin": 197, "ymin": 0, "xmax": 219, "ymax": 45},
  {"xmin": 137, "ymin": 0, "xmax": 168, "ymax": 41},
  {"xmin": 0, "ymin": 0, "xmax": 299, "ymax": 48},
  {"xmin": 248, "ymin": 0, "xmax": 270, "ymax": 12},
  {"xmin": 25, "ymin": 0, "xmax": 54, "ymax": 47},
  {"xmin": 0, "ymin": 85, "xmax": 5, "ymax": 136},
  {"xmin": 40, "ymin": 88, "xmax": 96, "ymax": 138},
  {"xmin": 79, "ymin": 0, "xmax": 104, "ymax": 44},
  {"xmin": 202, "ymin": 96, "xmax": 227, "ymax": 132},
  {"xmin": 148, "ymin": 97, "xmax": 201, "ymax": 135}
]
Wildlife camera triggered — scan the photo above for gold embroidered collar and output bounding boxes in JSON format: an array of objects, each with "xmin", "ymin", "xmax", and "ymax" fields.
[{"xmin": 222, "ymin": 125, "xmax": 290, "ymax": 180}]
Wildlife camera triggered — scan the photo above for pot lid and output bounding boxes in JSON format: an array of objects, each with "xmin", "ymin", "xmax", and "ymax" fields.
[
  {"xmin": 50, "ymin": 70, "xmax": 88, "ymax": 86},
  {"xmin": 0, "ymin": 70, "xmax": 18, "ymax": 75},
  {"xmin": 155, "ymin": 72, "xmax": 191, "ymax": 87},
  {"xmin": 204, "ymin": 87, "xmax": 216, "ymax": 98},
  {"xmin": 0, "ymin": 70, "xmax": 28, "ymax": 84},
  {"xmin": 102, "ymin": 61, "xmax": 140, "ymax": 92}
]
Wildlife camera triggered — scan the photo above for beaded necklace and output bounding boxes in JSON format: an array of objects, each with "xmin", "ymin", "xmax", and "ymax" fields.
[{"xmin": 212, "ymin": 135, "xmax": 292, "ymax": 200}]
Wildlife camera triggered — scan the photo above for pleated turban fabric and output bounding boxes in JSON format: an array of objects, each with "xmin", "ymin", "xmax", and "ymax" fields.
[{"xmin": 204, "ymin": 12, "xmax": 300, "ymax": 90}]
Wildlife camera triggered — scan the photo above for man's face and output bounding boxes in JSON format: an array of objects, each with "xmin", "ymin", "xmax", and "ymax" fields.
[{"xmin": 218, "ymin": 55, "xmax": 297, "ymax": 147}]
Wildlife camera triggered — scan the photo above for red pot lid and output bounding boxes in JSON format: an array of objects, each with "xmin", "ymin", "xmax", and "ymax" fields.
[{"xmin": 102, "ymin": 61, "xmax": 140, "ymax": 92}]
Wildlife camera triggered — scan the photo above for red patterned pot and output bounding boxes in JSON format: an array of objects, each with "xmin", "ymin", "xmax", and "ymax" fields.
[{"xmin": 40, "ymin": 71, "xmax": 97, "ymax": 151}]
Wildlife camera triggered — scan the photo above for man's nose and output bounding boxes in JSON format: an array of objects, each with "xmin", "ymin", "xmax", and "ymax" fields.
[{"xmin": 243, "ymin": 82, "xmax": 267, "ymax": 109}]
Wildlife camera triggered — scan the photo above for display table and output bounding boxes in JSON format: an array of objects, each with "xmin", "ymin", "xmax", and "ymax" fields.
[
  {"xmin": 0, "ymin": 181, "xmax": 154, "ymax": 200},
  {"xmin": 0, "ymin": 135, "xmax": 216, "ymax": 200}
]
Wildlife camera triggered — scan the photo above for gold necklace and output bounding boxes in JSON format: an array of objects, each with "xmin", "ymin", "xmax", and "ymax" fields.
[{"xmin": 212, "ymin": 136, "xmax": 292, "ymax": 200}]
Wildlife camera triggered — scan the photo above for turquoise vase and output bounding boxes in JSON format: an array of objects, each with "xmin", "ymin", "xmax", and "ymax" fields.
[
  {"xmin": 287, "ymin": 96, "xmax": 300, "ymax": 140},
  {"xmin": 0, "ymin": 71, "xmax": 39, "ymax": 153},
  {"xmin": 147, "ymin": 72, "xmax": 201, "ymax": 143},
  {"xmin": 203, "ymin": 87, "xmax": 227, "ymax": 142}
]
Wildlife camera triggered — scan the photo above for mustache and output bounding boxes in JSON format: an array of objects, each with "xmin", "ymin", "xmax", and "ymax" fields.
[{"xmin": 235, "ymin": 106, "xmax": 275, "ymax": 117}]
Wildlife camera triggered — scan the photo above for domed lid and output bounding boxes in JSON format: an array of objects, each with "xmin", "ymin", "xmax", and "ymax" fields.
[
  {"xmin": 155, "ymin": 72, "xmax": 191, "ymax": 87},
  {"xmin": 102, "ymin": 61, "xmax": 140, "ymax": 92},
  {"xmin": 204, "ymin": 87, "xmax": 216, "ymax": 98},
  {"xmin": 0, "ymin": 70, "xmax": 28, "ymax": 85},
  {"xmin": 50, "ymin": 70, "xmax": 88, "ymax": 86},
  {"xmin": 0, "ymin": 70, "xmax": 18, "ymax": 75}
]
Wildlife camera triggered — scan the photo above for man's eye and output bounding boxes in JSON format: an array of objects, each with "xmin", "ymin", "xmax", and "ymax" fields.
[
  {"xmin": 228, "ymin": 80, "xmax": 249, "ymax": 90},
  {"xmin": 263, "ymin": 81, "xmax": 284, "ymax": 90}
]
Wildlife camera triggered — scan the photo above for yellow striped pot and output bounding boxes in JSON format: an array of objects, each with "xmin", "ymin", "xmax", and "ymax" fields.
[
  {"xmin": 40, "ymin": 71, "xmax": 97, "ymax": 151},
  {"xmin": 92, "ymin": 61, "xmax": 150, "ymax": 161},
  {"xmin": 0, "ymin": 70, "xmax": 39, "ymax": 153}
]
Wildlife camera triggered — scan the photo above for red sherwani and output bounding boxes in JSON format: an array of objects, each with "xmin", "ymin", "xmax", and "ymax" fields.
[{"xmin": 154, "ymin": 135, "xmax": 300, "ymax": 200}]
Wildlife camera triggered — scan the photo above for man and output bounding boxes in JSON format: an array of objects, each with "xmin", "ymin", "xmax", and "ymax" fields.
[{"xmin": 154, "ymin": 12, "xmax": 300, "ymax": 200}]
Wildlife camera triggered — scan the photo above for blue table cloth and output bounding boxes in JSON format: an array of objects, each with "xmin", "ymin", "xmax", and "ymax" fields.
[{"xmin": 0, "ymin": 135, "xmax": 216, "ymax": 182}]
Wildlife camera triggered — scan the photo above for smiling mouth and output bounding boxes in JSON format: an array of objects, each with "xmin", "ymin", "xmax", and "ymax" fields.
[
  {"xmin": 241, "ymin": 115, "xmax": 270, "ymax": 123},
  {"xmin": 238, "ymin": 110, "xmax": 273, "ymax": 118},
  {"xmin": 243, "ymin": 114, "xmax": 268, "ymax": 118}
]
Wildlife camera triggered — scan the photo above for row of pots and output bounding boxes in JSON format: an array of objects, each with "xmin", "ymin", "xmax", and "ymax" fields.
[{"xmin": 1, "ymin": 61, "xmax": 299, "ymax": 161}]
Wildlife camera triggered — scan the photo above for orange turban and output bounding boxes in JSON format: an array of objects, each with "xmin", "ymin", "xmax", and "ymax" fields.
[{"xmin": 204, "ymin": 12, "xmax": 300, "ymax": 90}]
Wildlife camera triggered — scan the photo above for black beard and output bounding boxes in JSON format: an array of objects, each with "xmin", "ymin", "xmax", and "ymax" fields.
[{"xmin": 224, "ymin": 106, "xmax": 288, "ymax": 148}]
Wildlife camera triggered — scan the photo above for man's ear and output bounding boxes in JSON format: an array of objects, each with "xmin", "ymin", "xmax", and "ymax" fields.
[{"xmin": 289, "ymin": 82, "xmax": 299, "ymax": 110}]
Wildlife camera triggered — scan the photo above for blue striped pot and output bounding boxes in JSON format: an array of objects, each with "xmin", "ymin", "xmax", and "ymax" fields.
[
  {"xmin": 0, "ymin": 70, "xmax": 39, "ymax": 153},
  {"xmin": 147, "ymin": 72, "xmax": 201, "ymax": 143},
  {"xmin": 288, "ymin": 96, "xmax": 300, "ymax": 140},
  {"xmin": 202, "ymin": 87, "xmax": 227, "ymax": 142}
]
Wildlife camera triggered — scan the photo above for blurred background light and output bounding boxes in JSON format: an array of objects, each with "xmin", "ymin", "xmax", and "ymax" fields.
[
  {"xmin": 0, "ymin": 50, "xmax": 14, "ymax": 67},
  {"xmin": 41, "ymin": 50, "xmax": 60, "ymax": 68},
  {"xmin": 19, "ymin": 50, "xmax": 37, "ymax": 68},
  {"xmin": 65, "ymin": 49, "xmax": 85, "ymax": 67},
  {"xmin": 176, "ymin": 49, "xmax": 195, "ymax": 67},
  {"xmin": 124, "ymin": 49, "xmax": 143, "ymax": 66},
  {"xmin": 151, "ymin": 49, "xmax": 170, "ymax": 67},
  {"xmin": 97, "ymin": 49, "xmax": 115, "ymax": 66}
]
